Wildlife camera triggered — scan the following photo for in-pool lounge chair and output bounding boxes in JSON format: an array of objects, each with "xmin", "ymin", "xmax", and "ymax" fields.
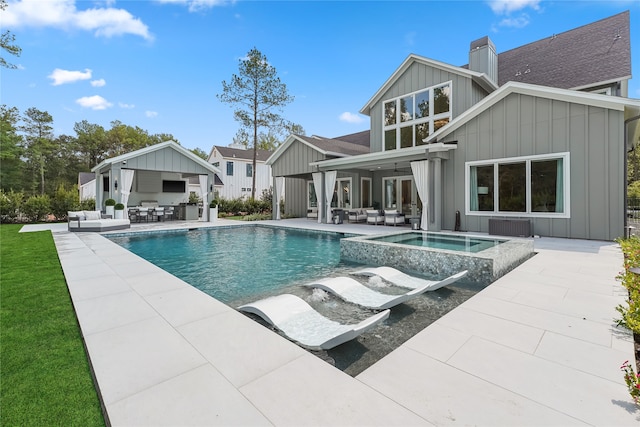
[
  {"xmin": 353, "ymin": 267, "xmax": 468, "ymax": 291},
  {"xmin": 303, "ymin": 276, "xmax": 440, "ymax": 310},
  {"xmin": 238, "ymin": 294, "xmax": 389, "ymax": 350}
]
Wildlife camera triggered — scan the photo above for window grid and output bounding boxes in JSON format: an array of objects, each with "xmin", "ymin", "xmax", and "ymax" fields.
[
  {"xmin": 466, "ymin": 152, "xmax": 570, "ymax": 218},
  {"xmin": 383, "ymin": 81, "xmax": 452, "ymax": 151}
]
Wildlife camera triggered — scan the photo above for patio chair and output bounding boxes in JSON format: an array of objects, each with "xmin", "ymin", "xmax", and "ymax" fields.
[
  {"xmin": 137, "ymin": 207, "xmax": 149, "ymax": 222},
  {"xmin": 164, "ymin": 206, "xmax": 175, "ymax": 221},
  {"xmin": 348, "ymin": 209, "xmax": 367, "ymax": 223},
  {"xmin": 238, "ymin": 294, "xmax": 389, "ymax": 350},
  {"xmin": 366, "ymin": 210, "xmax": 384, "ymax": 225},
  {"xmin": 154, "ymin": 206, "xmax": 165, "ymax": 221},
  {"xmin": 384, "ymin": 210, "xmax": 405, "ymax": 226}
]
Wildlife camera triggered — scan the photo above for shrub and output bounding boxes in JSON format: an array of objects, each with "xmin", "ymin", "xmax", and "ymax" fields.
[
  {"xmin": 105, "ymin": 198, "xmax": 116, "ymax": 206},
  {"xmin": 22, "ymin": 195, "xmax": 51, "ymax": 223},
  {"xmin": 51, "ymin": 184, "xmax": 80, "ymax": 220},
  {"xmin": 114, "ymin": 203, "xmax": 125, "ymax": 210},
  {"xmin": 79, "ymin": 198, "xmax": 96, "ymax": 211},
  {"xmin": 0, "ymin": 190, "xmax": 24, "ymax": 223},
  {"xmin": 209, "ymin": 199, "xmax": 219, "ymax": 208},
  {"xmin": 616, "ymin": 236, "xmax": 640, "ymax": 334}
]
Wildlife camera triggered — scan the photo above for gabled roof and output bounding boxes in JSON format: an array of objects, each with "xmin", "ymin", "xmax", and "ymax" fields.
[
  {"xmin": 267, "ymin": 132, "xmax": 370, "ymax": 166},
  {"xmin": 212, "ymin": 145, "xmax": 273, "ymax": 162},
  {"xmin": 360, "ymin": 54, "xmax": 498, "ymax": 115},
  {"xmin": 92, "ymin": 140, "xmax": 220, "ymax": 175},
  {"xmin": 426, "ymin": 81, "xmax": 640, "ymax": 148},
  {"xmin": 78, "ymin": 172, "xmax": 95, "ymax": 185},
  {"xmin": 496, "ymin": 11, "xmax": 631, "ymax": 90}
]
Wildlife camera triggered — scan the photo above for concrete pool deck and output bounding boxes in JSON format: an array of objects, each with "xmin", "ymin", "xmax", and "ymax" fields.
[{"xmin": 22, "ymin": 218, "xmax": 640, "ymax": 425}]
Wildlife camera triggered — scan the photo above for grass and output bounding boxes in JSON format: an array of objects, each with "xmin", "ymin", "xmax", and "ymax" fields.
[{"xmin": 0, "ymin": 224, "xmax": 105, "ymax": 427}]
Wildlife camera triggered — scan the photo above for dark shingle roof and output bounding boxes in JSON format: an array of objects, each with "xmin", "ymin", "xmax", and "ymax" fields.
[
  {"xmin": 297, "ymin": 133, "xmax": 370, "ymax": 156},
  {"xmin": 496, "ymin": 11, "xmax": 631, "ymax": 89},
  {"xmin": 214, "ymin": 146, "xmax": 273, "ymax": 162},
  {"xmin": 78, "ymin": 172, "xmax": 95, "ymax": 185}
]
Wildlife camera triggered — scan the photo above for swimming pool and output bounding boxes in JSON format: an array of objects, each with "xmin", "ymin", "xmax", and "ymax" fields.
[
  {"xmin": 108, "ymin": 226, "xmax": 356, "ymax": 304},
  {"xmin": 366, "ymin": 232, "xmax": 504, "ymax": 253}
]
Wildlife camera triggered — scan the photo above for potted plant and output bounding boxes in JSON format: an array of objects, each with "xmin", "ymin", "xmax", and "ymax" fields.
[
  {"xmin": 209, "ymin": 199, "xmax": 219, "ymax": 222},
  {"xmin": 114, "ymin": 203, "xmax": 125, "ymax": 219},
  {"xmin": 105, "ymin": 198, "xmax": 116, "ymax": 218}
]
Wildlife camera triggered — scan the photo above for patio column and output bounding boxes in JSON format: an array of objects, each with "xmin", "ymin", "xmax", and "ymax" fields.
[
  {"xmin": 94, "ymin": 170, "xmax": 102, "ymax": 212},
  {"xmin": 432, "ymin": 157, "xmax": 442, "ymax": 231},
  {"xmin": 199, "ymin": 174, "xmax": 208, "ymax": 221},
  {"xmin": 312, "ymin": 172, "xmax": 323, "ymax": 224}
]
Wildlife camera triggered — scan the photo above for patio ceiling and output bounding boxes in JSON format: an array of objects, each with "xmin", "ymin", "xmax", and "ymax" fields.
[{"xmin": 309, "ymin": 142, "xmax": 457, "ymax": 172}]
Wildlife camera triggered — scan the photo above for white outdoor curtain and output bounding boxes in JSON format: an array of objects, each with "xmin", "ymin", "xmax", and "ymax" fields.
[
  {"xmin": 411, "ymin": 160, "xmax": 429, "ymax": 230},
  {"xmin": 199, "ymin": 174, "xmax": 208, "ymax": 221},
  {"xmin": 312, "ymin": 172, "xmax": 323, "ymax": 224},
  {"xmin": 120, "ymin": 169, "xmax": 135, "ymax": 210},
  {"xmin": 324, "ymin": 170, "xmax": 337, "ymax": 224},
  {"xmin": 275, "ymin": 176, "xmax": 285, "ymax": 220}
]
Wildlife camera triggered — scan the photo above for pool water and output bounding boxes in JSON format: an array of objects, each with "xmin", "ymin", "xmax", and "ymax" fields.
[
  {"xmin": 108, "ymin": 225, "xmax": 484, "ymax": 376},
  {"xmin": 108, "ymin": 226, "xmax": 353, "ymax": 304},
  {"xmin": 367, "ymin": 232, "xmax": 504, "ymax": 253}
]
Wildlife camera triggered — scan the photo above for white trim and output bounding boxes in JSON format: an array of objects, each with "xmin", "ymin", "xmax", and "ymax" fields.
[
  {"xmin": 360, "ymin": 54, "xmax": 497, "ymax": 115},
  {"xmin": 465, "ymin": 152, "xmax": 570, "ymax": 218},
  {"xmin": 570, "ymin": 76, "xmax": 630, "ymax": 92},
  {"xmin": 383, "ymin": 81, "xmax": 453, "ymax": 152}
]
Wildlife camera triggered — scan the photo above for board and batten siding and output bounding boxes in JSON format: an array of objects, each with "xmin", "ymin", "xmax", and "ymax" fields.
[
  {"xmin": 368, "ymin": 61, "xmax": 488, "ymax": 153},
  {"xmin": 123, "ymin": 146, "xmax": 211, "ymax": 174},
  {"xmin": 271, "ymin": 140, "xmax": 326, "ymax": 177},
  {"xmin": 441, "ymin": 92, "xmax": 625, "ymax": 240}
]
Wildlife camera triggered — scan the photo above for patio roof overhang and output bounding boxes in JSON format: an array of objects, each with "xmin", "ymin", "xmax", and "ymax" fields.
[{"xmin": 309, "ymin": 142, "xmax": 457, "ymax": 172}]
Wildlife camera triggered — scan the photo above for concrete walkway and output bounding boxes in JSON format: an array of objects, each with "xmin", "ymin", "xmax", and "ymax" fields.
[{"xmin": 23, "ymin": 219, "xmax": 639, "ymax": 425}]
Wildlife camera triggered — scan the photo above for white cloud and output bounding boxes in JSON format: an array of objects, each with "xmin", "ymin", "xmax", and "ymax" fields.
[
  {"xmin": 487, "ymin": 0, "xmax": 540, "ymax": 15},
  {"xmin": 3, "ymin": 0, "xmax": 153, "ymax": 40},
  {"xmin": 155, "ymin": 0, "xmax": 229, "ymax": 13},
  {"xmin": 499, "ymin": 14, "xmax": 530, "ymax": 28},
  {"xmin": 91, "ymin": 78, "xmax": 106, "ymax": 87},
  {"xmin": 339, "ymin": 112, "xmax": 365, "ymax": 124},
  {"xmin": 119, "ymin": 102, "xmax": 135, "ymax": 109},
  {"xmin": 76, "ymin": 95, "xmax": 112, "ymax": 110},
  {"xmin": 145, "ymin": 111, "xmax": 159, "ymax": 118},
  {"xmin": 48, "ymin": 68, "xmax": 92, "ymax": 85}
]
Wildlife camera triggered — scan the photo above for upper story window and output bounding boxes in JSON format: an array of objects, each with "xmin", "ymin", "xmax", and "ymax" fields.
[
  {"xmin": 246, "ymin": 164, "xmax": 253, "ymax": 177},
  {"xmin": 226, "ymin": 161, "xmax": 234, "ymax": 176},
  {"xmin": 383, "ymin": 82, "xmax": 452, "ymax": 151}
]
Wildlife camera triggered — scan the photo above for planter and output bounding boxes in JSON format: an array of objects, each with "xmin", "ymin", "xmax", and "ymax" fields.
[
  {"xmin": 209, "ymin": 207, "xmax": 218, "ymax": 222},
  {"xmin": 105, "ymin": 205, "xmax": 115, "ymax": 218},
  {"xmin": 114, "ymin": 209, "xmax": 124, "ymax": 219}
]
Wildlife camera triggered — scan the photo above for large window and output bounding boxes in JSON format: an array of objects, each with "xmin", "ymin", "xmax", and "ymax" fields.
[
  {"xmin": 246, "ymin": 164, "xmax": 253, "ymax": 177},
  {"xmin": 361, "ymin": 178, "xmax": 372, "ymax": 208},
  {"xmin": 466, "ymin": 153, "xmax": 569, "ymax": 217},
  {"xmin": 226, "ymin": 161, "xmax": 234, "ymax": 176},
  {"xmin": 307, "ymin": 181, "xmax": 317, "ymax": 208},
  {"xmin": 383, "ymin": 82, "xmax": 452, "ymax": 151}
]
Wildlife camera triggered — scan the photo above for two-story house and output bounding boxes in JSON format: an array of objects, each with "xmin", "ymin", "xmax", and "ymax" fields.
[
  {"xmin": 267, "ymin": 11, "xmax": 640, "ymax": 241},
  {"xmin": 208, "ymin": 145, "xmax": 273, "ymax": 200}
]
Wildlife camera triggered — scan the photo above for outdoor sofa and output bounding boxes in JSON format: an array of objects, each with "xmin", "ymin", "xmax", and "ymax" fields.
[{"xmin": 67, "ymin": 210, "xmax": 130, "ymax": 232}]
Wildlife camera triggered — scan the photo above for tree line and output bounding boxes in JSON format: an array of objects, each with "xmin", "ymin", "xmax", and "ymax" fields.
[{"xmin": 0, "ymin": 104, "xmax": 194, "ymax": 197}]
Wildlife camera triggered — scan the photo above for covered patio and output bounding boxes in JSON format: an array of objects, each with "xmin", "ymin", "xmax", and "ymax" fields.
[{"xmin": 91, "ymin": 141, "xmax": 220, "ymax": 221}]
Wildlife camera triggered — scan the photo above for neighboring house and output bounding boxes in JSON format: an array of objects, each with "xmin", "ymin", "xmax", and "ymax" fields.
[
  {"xmin": 78, "ymin": 172, "xmax": 96, "ymax": 201},
  {"xmin": 207, "ymin": 145, "xmax": 274, "ymax": 200},
  {"xmin": 268, "ymin": 11, "xmax": 640, "ymax": 241}
]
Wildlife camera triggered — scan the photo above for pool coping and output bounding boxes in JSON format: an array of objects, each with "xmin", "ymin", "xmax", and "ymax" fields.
[{"xmin": 24, "ymin": 218, "xmax": 640, "ymax": 425}]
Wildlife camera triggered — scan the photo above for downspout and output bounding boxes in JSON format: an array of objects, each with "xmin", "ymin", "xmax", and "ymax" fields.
[{"xmin": 624, "ymin": 114, "xmax": 640, "ymax": 237}]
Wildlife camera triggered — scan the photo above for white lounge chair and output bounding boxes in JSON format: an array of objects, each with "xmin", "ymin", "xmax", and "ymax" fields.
[
  {"xmin": 353, "ymin": 267, "xmax": 468, "ymax": 291},
  {"xmin": 303, "ymin": 276, "xmax": 438, "ymax": 310},
  {"xmin": 238, "ymin": 294, "xmax": 389, "ymax": 351}
]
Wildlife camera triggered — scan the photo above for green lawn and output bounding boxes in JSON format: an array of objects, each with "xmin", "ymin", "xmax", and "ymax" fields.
[{"xmin": 0, "ymin": 224, "xmax": 105, "ymax": 427}]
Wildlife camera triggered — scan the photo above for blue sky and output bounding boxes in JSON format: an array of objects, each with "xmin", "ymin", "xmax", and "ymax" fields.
[{"xmin": 2, "ymin": 0, "xmax": 640, "ymax": 152}]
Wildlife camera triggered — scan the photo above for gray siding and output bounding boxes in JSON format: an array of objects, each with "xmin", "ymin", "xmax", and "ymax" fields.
[
  {"xmin": 272, "ymin": 140, "xmax": 326, "ymax": 177},
  {"xmin": 369, "ymin": 61, "xmax": 488, "ymax": 153},
  {"xmin": 442, "ymin": 93, "xmax": 625, "ymax": 240},
  {"xmin": 284, "ymin": 178, "xmax": 308, "ymax": 217},
  {"xmin": 124, "ymin": 146, "xmax": 212, "ymax": 174}
]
